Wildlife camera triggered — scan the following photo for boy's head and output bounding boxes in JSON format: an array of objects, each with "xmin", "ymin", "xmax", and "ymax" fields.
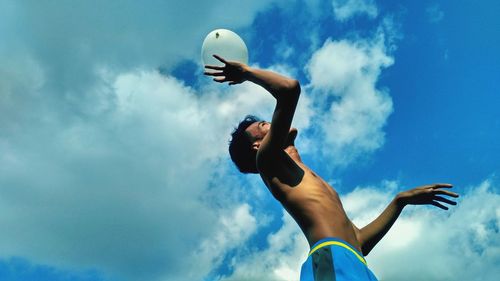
[
  {"xmin": 228, "ymin": 115, "xmax": 262, "ymax": 174},
  {"xmin": 228, "ymin": 115, "xmax": 297, "ymax": 174}
]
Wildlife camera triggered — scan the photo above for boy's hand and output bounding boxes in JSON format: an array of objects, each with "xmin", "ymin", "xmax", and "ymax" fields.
[
  {"xmin": 396, "ymin": 183, "xmax": 459, "ymax": 210},
  {"xmin": 204, "ymin": 54, "xmax": 249, "ymax": 85}
]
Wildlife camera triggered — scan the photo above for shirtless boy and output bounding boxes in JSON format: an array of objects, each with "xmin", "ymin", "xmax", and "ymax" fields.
[{"xmin": 205, "ymin": 55, "xmax": 459, "ymax": 281}]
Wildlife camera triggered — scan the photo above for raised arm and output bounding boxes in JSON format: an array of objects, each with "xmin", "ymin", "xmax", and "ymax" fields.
[
  {"xmin": 250, "ymin": 67, "xmax": 300, "ymax": 152},
  {"xmin": 355, "ymin": 183, "xmax": 459, "ymax": 256},
  {"xmin": 204, "ymin": 55, "xmax": 300, "ymax": 152}
]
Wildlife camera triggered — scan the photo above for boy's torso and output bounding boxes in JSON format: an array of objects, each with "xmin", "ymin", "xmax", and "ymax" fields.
[{"xmin": 259, "ymin": 146, "xmax": 361, "ymax": 252}]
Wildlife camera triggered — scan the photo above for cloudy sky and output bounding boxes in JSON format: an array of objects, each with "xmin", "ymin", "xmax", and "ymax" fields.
[{"xmin": 1, "ymin": 0, "xmax": 499, "ymax": 280}]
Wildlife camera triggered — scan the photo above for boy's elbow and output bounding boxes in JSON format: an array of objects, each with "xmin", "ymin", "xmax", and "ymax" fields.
[
  {"xmin": 274, "ymin": 79, "xmax": 300, "ymax": 102},
  {"xmin": 354, "ymin": 226, "xmax": 371, "ymax": 256},
  {"xmin": 280, "ymin": 79, "xmax": 300, "ymax": 99},
  {"xmin": 287, "ymin": 79, "xmax": 301, "ymax": 96}
]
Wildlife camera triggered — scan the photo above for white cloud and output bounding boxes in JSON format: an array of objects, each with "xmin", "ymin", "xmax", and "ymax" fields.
[
  {"xmin": 0, "ymin": 69, "xmax": 219, "ymax": 280},
  {"xmin": 0, "ymin": 54, "xmax": 45, "ymax": 133},
  {"xmin": 217, "ymin": 211, "xmax": 309, "ymax": 281},
  {"xmin": 347, "ymin": 180, "xmax": 500, "ymax": 281},
  {"xmin": 0, "ymin": 0, "xmax": 287, "ymax": 127},
  {"xmin": 305, "ymin": 30, "xmax": 394, "ymax": 166},
  {"xmin": 193, "ymin": 204, "xmax": 259, "ymax": 281},
  {"xmin": 0, "ymin": 38, "xmax": 311, "ymax": 281},
  {"xmin": 6, "ymin": 2, "xmax": 486, "ymax": 281},
  {"xmin": 0, "ymin": 1, "xmax": 393, "ymax": 279},
  {"xmin": 218, "ymin": 180, "xmax": 500, "ymax": 281},
  {"xmin": 342, "ymin": 180, "xmax": 397, "ymax": 223},
  {"xmin": 1, "ymin": 1, "xmax": 307, "ymax": 279},
  {"xmin": 0, "ymin": 50, "xmax": 313, "ymax": 279},
  {"xmin": 332, "ymin": 0, "xmax": 378, "ymax": 22}
]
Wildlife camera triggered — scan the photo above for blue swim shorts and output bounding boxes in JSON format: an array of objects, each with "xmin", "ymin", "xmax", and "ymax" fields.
[{"xmin": 300, "ymin": 237, "xmax": 378, "ymax": 281}]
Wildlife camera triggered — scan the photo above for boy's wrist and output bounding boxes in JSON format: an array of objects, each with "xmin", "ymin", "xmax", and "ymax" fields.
[
  {"xmin": 394, "ymin": 193, "xmax": 407, "ymax": 209},
  {"xmin": 242, "ymin": 65, "xmax": 253, "ymax": 81}
]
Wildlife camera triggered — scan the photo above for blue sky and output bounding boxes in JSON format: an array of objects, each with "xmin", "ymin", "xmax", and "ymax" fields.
[{"xmin": 1, "ymin": 1, "xmax": 499, "ymax": 281}]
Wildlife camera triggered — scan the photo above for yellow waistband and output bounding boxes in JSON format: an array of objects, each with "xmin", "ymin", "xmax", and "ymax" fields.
[{"xmin": 309, "ymin": 240, "xmax": 367, "ymax": 266}]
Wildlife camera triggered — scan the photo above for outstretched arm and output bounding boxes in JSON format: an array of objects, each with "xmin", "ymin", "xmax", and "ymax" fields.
[{"xmin": 356, "ymin": 183, "xmax": 459, "ymax": 256}]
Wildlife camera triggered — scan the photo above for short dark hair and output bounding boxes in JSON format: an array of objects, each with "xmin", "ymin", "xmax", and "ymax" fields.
[{"xmin": 229, "ymin": 115, "xmax": 261, "ymax": 174}]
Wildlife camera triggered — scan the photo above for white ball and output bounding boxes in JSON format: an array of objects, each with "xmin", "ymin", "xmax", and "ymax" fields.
[{"xmin": 201, "ymin": 29, "xmax": 248, "ymax": 66}]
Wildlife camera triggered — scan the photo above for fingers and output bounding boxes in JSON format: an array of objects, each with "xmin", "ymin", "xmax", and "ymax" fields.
[
  {"xmin": 208, "ymin": 76, "xmax": 240, "ymax": 85},
  {"xmin": 212, "ymin": 54, "xmax": 227, "ymax": 64},
  {"xmin": 407, "ymin": 183, "xmax": 459, "ymax": 210},
  {"xmin": 432, "ymin": 195, "xmax": 457, "ymax": 205},
  {"xmin": 208, "ymin": 75, "xmax": 242, "ymax": 85},
  {"xmin": 429, "ymin": 183, "xmax": 453, "ymax": 189},
  {"xmin": 430, "ymin": 201, "xmax": 449, "ymax": 210},
  {"xmin": 213, "ymin": 77, "xmax": 228, "ymax": 83},
  {"xmin": 432, "ymin": 189, "xmax": 459, "ymax": 198},
  {"xmin": 204, "ymin": 65, "xmax": 224, "ymax": 70},
  {"xmin": 421, "ymin": 183, "xmax": 452, "ymax": 189},
  {"xmin": 204, "ymin": 71, "xmax": 225, "ymax": 77}
]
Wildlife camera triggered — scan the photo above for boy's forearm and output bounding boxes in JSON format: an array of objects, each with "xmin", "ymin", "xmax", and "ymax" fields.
[
  {"xmin": 244, "ymin": 66, "xmax": 300, "ymax": 99},
  {"xmin": 358, "ymin": 195, "xmax": 405, "ymax": 256}
]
